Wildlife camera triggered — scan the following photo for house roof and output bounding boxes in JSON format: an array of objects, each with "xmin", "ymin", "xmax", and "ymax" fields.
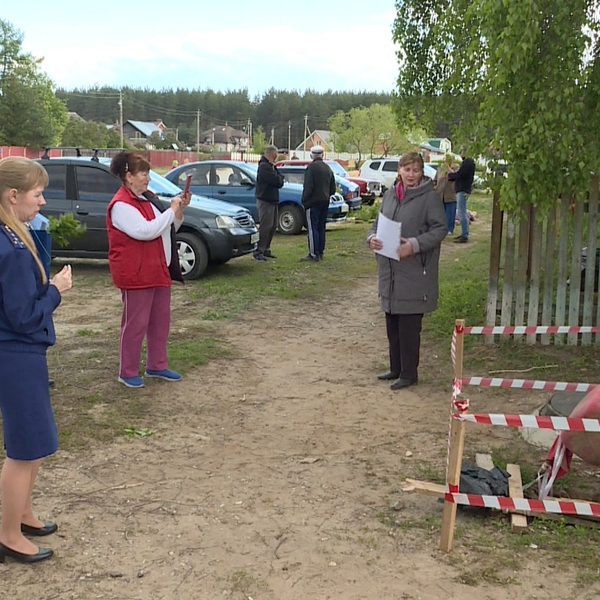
[
  {"xmin": 427, "ymin": 138, "xmax": 451, "ymax": 149},
  {"xmin": 295, "ymin": 129, "xmax": 333, "ymax": 151},
  {"xmin": 200, "ymin": 125, "xmax": 248, "ymax": 145},
  {"xmin": 420, "ymin": 142, "xmax": 446, "ymax": 154},
  {"xmin": 126, "ymin": 120, "xmax": 163, "ymax": 138}
]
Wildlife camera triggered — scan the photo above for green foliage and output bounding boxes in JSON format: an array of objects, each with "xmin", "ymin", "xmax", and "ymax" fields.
[
  {"xmin": 0, "ymin": 20, "xmax": 68, "ymax": 147},
  {"xmin": 252, "ymin": 125, "xmax": 267, "ymax": 154},
  {"xmin": 61, "ymin": 115, "xmax": 121, "ymax": 148},
  {"xmin": 57, "ymin": 86, "xmax": 393, "ymax": 152},
  {"xmin": 328, "ymin": 104, "xmax": 420, "ymax": 161},
  {"xmin": 393, "ymin": 0, "xmax": 600, "ymax": 214},
  {"xmin": 47, "ymin": 214, "xmax": 86, "ymax": 248}
]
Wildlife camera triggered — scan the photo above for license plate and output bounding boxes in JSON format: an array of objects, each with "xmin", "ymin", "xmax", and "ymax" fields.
[
  {"xmin": 341, "ymin": 204, "xmax": 349, "ymax": 213},
  {"xmin": 251, "ymin": 232, "xmax": 259, "ymax": 243}
]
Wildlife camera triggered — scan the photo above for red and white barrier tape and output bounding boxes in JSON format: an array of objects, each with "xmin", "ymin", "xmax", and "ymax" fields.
[
  {"xmin": 456, "ymin": 413, "xmax": 600, "ymax": 432},
  {"xmin": 444, "ymin": 490, "xmax": 600, "ymax": 517},
  {"xmin": 462, "ymin": 325, "xmax": 600, "ymax": 336},
  {"xmin": 462, "ymin": 377, "xmax": 596, "ymax": 392}
]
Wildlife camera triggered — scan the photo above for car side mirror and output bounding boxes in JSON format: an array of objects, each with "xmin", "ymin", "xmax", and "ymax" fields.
[{"xmin": 240, "ymin": 179, "xmax": 254, "ymax": 187}]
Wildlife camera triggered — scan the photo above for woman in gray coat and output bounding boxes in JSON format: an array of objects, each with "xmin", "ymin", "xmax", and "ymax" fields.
[{"xmin": 367, "ymin": 152, "xmax": 447, "ymax": 390}]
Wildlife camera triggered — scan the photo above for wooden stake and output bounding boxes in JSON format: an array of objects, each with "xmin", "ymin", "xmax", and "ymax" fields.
[
  {"xmin": 506, "ymin": 464, "xmax": 529, "ymax": 531},
  {"xmin": 440, "ymin": 319, "xmax": 466, "ymax": 553}
]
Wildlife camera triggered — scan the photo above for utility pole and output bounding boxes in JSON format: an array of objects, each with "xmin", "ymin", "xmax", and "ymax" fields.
[
  {"xmin": 288, "ymin": 120, "xmax": 291, "ymax": 158},
  {"xmin": 119, "ymin": 90, "xmax": 124, "ymax": 148},
  {"xmin": 196, "ymin": 109, "xmax": 201, "ymax": 152},
  {"xmin": 247, "ymin": 118, "xmax": 252, "ymax": 151},
  {"xmin": 270, "ymin": 127, "xmax": 275, "ymax": 146},
  {"xmin": 303, "ymin": 114, "xmax": 309, "ymax": 155}
]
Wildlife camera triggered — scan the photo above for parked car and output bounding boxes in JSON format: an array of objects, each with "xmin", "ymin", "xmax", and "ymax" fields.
[
  {"xmin": 359, "ymin": 158, "xmax": 437, "ymax": 191},
  {"xmin": 165, "ymin": 160, "xmax": 348, "ymax": 236},
  {"xmin": 276, "ymin": 165, "xmax": 362, "ymax": 211},
  {"xmin": 35, "ymin": 157, "xmax": 259, "ymax": 279},
  {"xmin": 276, "ymin": 159, "xmax": 381, "ymax": 204}
]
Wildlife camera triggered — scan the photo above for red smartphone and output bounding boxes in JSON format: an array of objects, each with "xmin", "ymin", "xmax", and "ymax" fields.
[{"xmin": 183, "ymin": 174, "xmax": 192, "ymax": 199}]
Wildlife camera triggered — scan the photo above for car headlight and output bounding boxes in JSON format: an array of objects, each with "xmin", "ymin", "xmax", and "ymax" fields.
[{"xmin": 215, "ymin": 215, "xmax": 239, "ymax": 229}]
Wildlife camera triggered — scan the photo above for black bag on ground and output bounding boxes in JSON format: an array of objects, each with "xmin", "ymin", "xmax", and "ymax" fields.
[{"xmin": 459, "ymin": 464, "xmax": 511, "ymax": 497}]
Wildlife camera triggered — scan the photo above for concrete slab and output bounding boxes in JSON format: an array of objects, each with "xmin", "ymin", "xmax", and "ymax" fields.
[{"xmin": 521, "ymin": 391, "xmax": 587, "ymax": 450}]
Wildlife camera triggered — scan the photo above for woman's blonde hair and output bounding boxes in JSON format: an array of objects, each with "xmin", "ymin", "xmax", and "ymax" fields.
[{"xmin": 0, "ymin": 157, "xmax": 49, "ymax": 283}]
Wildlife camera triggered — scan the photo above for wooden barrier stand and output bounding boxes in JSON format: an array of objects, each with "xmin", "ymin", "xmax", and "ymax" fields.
[{"xmin": 402, "ymin": 319, "xmax": 600, "ymax": 552}]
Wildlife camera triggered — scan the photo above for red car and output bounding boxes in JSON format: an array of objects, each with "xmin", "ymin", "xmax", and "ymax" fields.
[{"xmin": 276, "ymin": 159, "xmax": 381, "ymax": 205}]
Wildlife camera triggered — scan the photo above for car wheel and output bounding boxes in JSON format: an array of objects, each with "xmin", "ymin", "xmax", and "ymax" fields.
[
  {"xmin": 177, "ymin": 232, "xmax": 209, "ymax": 280},
  {"xmin": 278, "ymin": 205, "xmax": 304, "ymax": 235}
]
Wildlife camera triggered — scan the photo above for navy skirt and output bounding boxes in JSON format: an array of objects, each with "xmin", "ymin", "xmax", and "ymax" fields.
[{"xmin": 0, "ymin": 346, "xmax": 58, "ymax": 460}]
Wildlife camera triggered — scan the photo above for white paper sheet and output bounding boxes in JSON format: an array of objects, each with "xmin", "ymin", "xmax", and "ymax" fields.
[{"xmin": 374, "ymin": 213, "xmax": 402, "ymax": 261}]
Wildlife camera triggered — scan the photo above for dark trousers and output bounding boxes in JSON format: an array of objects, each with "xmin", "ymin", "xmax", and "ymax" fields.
[
  {"xmin": 305, "ymin": 203, "xmax": 328, "ymax": 257},
  {"xmin": 385, "ymin": 313, "xmax": 423, "ymax": 381},
  {"xmin": 256, "ymin": 199, "xmax": 278, "ymax": 255}
]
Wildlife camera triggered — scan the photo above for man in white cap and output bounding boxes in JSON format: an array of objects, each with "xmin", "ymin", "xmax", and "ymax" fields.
[{"xmin": 300, "ymin": 145, "xmax": 335, "ymax": 262}]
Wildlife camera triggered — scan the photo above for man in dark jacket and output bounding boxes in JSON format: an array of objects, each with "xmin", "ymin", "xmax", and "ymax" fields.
[
  {"xmin": 301, "ymin": 145, "xmax": 335, "ymax": 262},
  {"xmin": 254, "ymin": 145, "xmax": 284, "ymax": 261},
  {"xmin": 448, "ymin": 144, "xmax": 476, "ymax": 243}
]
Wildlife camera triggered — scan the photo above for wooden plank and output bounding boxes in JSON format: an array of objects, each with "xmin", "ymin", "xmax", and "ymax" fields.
[
  {"xmin": 582, "ymin": 182, "xmax": 598, "ymax": 345},
  {"xmin": 506, "ymin": 463, "xmax": 529, "ymax": 531},
  {"xmin": 475, "ymin": 453, "xmax": 495, "ymax": 470},
  {"xmin": 501, "ymin": 217, "xmax": 516, "ymax": 326},
  {"xmin": 555, "ymin": 195, "xmax": 571, "ymax": 345},
  {"xmin": 401, "ymin": 479, "xmax": 445, "ymax": 497},
  {"xmin": 440, "ymin": 418, "xmax": 466, "ymax": 552},
  {"xmin": 485, "ymin": 191, "xmax": 503, "ymax": 344},
  {"xmin": 514, "ymin": 207, "xmax": 531, "ymax": 339},
  {"xmin": 568, "ymin": 197, "xmax": 585, "ymax": 345},
  {"xmin": 526, "ymin": 217, "xmax": 543, "ymax": 344},
  {"xmin": 541, "ymin": 205, "xmax": 557, "ymax": 345}
]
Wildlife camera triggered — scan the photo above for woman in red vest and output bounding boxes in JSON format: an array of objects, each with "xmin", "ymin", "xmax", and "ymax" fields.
[{"xmin": 107, "ymin": 152, "xmax": 188, "ymax": 388}]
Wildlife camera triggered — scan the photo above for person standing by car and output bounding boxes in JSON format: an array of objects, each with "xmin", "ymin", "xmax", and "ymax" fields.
[
  {"xmin": 367, "ymin": 151, "xmax": 447, "ymax": 390},
  {"xmin": 447, "ymin": 144, "xmax": 475, "ymax": 243},
  {"xmin": 254, "ymin": 145, "xmax": 284, "ymax": 261},
  {"xmin": 301, "ymin": 145, "xmax": 336, "ymax": 262},
  {"xmin": 0, "ymin": 157, "xmax": 72, "ymax": 564},
  {"xmin": 434, "ymin": 155, "xmax": 457, "ymax": 235},
  {"xmin": 107, "ymin": 151, "xmax": 189, "ymax": 389}
]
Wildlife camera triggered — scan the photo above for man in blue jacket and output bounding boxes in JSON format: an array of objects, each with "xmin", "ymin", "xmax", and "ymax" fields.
[
  {"xmin": 448, "ymin": 144, "xmax": 476, "ymax": 243},
  {"xmin": 301, "ymin": 146, "xmax": 335, "ymax": 262},
  {"xmin": 254, "ymin": 145, "xmax": 285, "ymax": 261}
]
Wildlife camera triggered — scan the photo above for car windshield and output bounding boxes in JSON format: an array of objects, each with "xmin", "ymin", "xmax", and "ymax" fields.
[
  {"xmin": 326, "ymin": 161, "xmax": 348, "ymax": 177},
  {"xmin": 148, "ymin": 170, "xmax": 184, "ymax": 197}
]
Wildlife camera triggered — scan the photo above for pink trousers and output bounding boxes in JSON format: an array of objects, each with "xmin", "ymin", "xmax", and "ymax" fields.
[{"xmin": 119, "ymin": 287, "xmax": 171, "ymax": 378}]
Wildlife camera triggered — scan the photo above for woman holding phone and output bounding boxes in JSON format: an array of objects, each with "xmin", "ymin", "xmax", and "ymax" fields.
[
  {"xmin": 107, "ymin": 151, "xmax": 189, "ymax": 388},
  {"xmin": 0, "ymin": 157, "xmax": 72, "ymax": 564}
]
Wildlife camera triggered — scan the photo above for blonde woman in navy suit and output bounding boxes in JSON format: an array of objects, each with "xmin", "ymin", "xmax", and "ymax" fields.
[{"xmin": 0, "ymin": 157, "xmax": 72, "ymax": 564}]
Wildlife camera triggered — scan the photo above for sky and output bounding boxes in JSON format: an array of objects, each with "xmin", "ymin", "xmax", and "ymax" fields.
[{"xmin": 3, "ymin": 0, "xmax": 400, "ymax": 96}]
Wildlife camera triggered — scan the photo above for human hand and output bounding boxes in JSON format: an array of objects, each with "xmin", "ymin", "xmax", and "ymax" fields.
[
  {"xmin": 51, "ymin": 265, "xmax": 72, "ymax": 294},
  {"xmin": 369, "ymin": 237, "xmax": 383, "ymax": 251},
  {"xmin": 397, "ymin": 239, "xmax": 414, "ymax": 259}
]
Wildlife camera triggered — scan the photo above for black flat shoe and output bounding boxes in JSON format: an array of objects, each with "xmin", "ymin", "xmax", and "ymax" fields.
[
  {"xmin": 21, "ymin": 522, "xmax": 58, "ymax": 537},
  {"xmin": 0, "ymin": 542, "xmax": 53, "ymax": 564},
  {"xmin": 390, "ymin": 378, "xmax": 418, "ymax": 390},
  {"xmin": 377, "ymin": 371, "xmax": 400, "ymax": 381}
]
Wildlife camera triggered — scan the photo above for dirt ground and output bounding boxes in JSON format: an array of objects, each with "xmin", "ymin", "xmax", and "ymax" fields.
[{"xmin": 1, "ymin": 265, "xmax": 598, "ymax": 600}]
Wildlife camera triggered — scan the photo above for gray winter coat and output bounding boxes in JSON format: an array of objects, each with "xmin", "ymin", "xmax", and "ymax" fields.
[{"xmin": 368, "ymin": 179, "xmax": 447, "ymax": 314}]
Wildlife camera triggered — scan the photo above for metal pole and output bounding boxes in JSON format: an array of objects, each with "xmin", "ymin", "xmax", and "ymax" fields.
[
  {"xmin": 196, "ymin": 109, "xmax": 201, "ymax": 152},
  {"xmin": 119, "ymin": 90, "xmax": 124, "ymax": 148},
  {"xmin": 288, "ymin": 120, "xmax": 291, "ymax": 158}
]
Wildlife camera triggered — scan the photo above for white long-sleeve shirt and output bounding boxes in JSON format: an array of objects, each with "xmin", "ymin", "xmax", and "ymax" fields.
[{"xmin": 111, "ymin": 200, "xmax": 183, "ymax": 266}]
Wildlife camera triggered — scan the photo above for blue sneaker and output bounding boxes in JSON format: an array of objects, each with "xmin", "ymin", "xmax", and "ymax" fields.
[
  {"xmin": 145, "ymin": 369, "xmax": 182, "ymax": 382},
  {"xmin": 118, "ymin": 375, "xmax": 145, "ymax": 388}
]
